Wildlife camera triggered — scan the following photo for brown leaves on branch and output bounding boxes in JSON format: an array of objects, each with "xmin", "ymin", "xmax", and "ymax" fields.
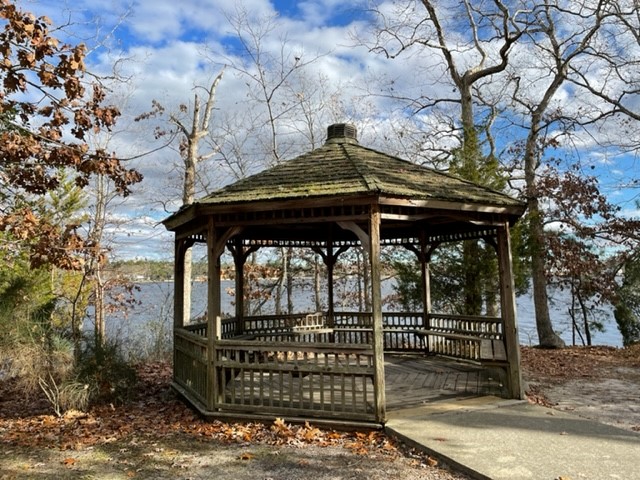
[
  {"xmin": 533, "ymin": 162, "xmax": 640, "ymax": 310},
  {"xmin": 0, "ymin": 206, "xmax": 86, "ymax": 269},
  {"xmin": 0, "ymin": 0, "xmax": 142, "ymax": 270}
]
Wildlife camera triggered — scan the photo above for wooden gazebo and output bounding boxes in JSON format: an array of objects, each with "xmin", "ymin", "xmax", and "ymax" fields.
[{"xmin": 163, "ymin": 123, "xmax": 526, "ymax": 426}]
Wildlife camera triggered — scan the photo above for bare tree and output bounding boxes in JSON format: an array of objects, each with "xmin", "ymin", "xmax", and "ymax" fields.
[
  {"xmin": 506, "ymin": 0, "xmax": 640, "ymax": 347},
  {"xmin": 172, "ymin": 70, "xmax": 225, "ymax": 323},
  {"xmin": 364, "ymin": 0, "xmax": 525, "ymax": 315},
  {"xmin": 362, "ymin": 0, "xmax": 640, "ymax": 347},
  {"xmin": 222, "ymin": 4, "xmax": 336, "ymax": 314},
  {"xmin": 172, "ymin": 71, "xmax": 225, "ymax": 206},
  {"xmin": 365, "ymin": 0, "xmax": 525, "ymax": 156},
  {"xmin": 137, "ymin": 70, "xmax": 225, "ymax": 323}
]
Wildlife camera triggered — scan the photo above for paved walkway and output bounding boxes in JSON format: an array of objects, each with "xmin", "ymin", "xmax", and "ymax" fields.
[{"xmin": 385, "ymin": 396, "xmax": 640, "ymax": 480}]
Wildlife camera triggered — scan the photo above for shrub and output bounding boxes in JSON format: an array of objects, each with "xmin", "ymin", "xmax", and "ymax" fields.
[
  {"xmin": 614, "ymin": 303, "xmax": 640, "ymax": 347},
  {"xmin": 75, "ymin": 340, "xmax": 138, "ymax": 405}
]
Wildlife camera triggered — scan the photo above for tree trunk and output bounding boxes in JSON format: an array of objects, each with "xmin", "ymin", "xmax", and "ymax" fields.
[
  {"xmin": 356, "ymin": 252, "xmax": 364, "ymax": 312},
  {"xmin": 577, "ymin": 291, "xmax": 592, "ymax": 346},
  {"xmin": 183, "ymin": 248, "xmax": 192, "ymax": 324},
  {"xmin": 483, "ymin": 244, "xmax": 499, "ymax": 316},
  {"xmin": 94, "ymin": 271, "xmax": 105, "ymax": 347},
  {"xmin": 460, "ymin": 84, "xmax": 475, "ymax": 145},
  {"xmin": 274, "ymin": 256, "xmax": 283, "ymax": 316},
  {"xmin": 528, "ymin": 192, "xmax": 565, "ymax": 348},
  {"xmin": 522, "ymin": 79, "xmax": 566, "ymax": 348},
  {"xmin": 181, "ymin": 139, "xmax": 197, "ymax": 325},
  {"xmin": 363, "ymin": 253, "xmax": 371, "ymax": 311}
]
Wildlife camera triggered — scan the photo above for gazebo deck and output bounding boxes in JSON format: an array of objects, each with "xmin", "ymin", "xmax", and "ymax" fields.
[
  {"xmin": 215, "ymin": 353, "xmax": 508, "ymax": 417},
  {"xmin": 173, "ymin": 314, "xmax": 513, "ymax": 425},
  {"xmin": 384, "ymin": 354, "xmax": 508, "ymax": 410}
]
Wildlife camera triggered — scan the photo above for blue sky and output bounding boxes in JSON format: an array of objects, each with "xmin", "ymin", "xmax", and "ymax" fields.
[
  {"xmin": 26, "ymin": 0, "xmax": 385, "ymax": 258},
  {"xmin": 24, "ymin": 0, "xmax": 640, "ymax": 259}
]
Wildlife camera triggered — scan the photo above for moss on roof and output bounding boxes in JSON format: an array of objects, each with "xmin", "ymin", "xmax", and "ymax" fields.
[{"xmin": 198, "ymin": 140, "xmax": 523, "ymax": 208}]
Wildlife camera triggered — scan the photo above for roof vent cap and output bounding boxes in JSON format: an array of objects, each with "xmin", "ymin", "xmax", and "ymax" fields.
[{"xmin": 326, "ymin": 123, "xmax": 358, "ymax": 144}]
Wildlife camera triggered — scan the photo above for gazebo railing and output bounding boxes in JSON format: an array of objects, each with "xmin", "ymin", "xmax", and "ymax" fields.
[
  {"xmin": 174, "ymin": 326, "xmax": 208, "ymax": 406},
  {"xmin": 422, "ymin": 313, "xmax": 505, "ymax": 362},
  {"xmin": 427, "ymin": 313, "xmax": 504, "ymax": 338},
  {"xmin": 214, "ymin": 340, "xmax": 375, "ymax": 421},
  {"xmin": 182, "ymin": 311, "xmax": 506, "ymax": 357},
  {"xmin": 240, "ymin": 312, "xmax": 332, "ymax": 342},
  {"xmin": 176, "ymin": 321, "xmax": 376, "ymax": 421},
  {"xmin": 331, "ymin": 311, "xmax": 506, "ymax": 361},
  {"xmin": 332, "ymin": 311, "xmax": 424, "ymax": 350},
  {"xmin": 173, "ymin": 311, "xmax": 507, "ymax": 422}
]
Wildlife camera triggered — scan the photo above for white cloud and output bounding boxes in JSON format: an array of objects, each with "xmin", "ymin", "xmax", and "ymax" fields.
[{"xmin": 23, "ymin": 0, "xmax": 640, "ymax": 260}]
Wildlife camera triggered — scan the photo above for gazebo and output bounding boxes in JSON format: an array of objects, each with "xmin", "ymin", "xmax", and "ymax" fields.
[{"xmin": 163, "ymin": 123, "xmax": 526, "ymax": 426}]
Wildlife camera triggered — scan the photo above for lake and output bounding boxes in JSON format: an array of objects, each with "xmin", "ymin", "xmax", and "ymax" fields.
[{"xmin": 101, "ymin": 280, "xmax": 623, "ymax": 353}]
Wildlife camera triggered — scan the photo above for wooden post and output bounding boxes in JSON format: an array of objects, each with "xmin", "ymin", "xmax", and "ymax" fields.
[
  {"xmin": 313, "ymin": 238, "xmax": 349, "ymax": 335},
  {"xmin": 207, "ymin": 217, "xmax": 222, "ymax": 410},
  {"xmin": 421, "ymin": 255, "xmax": 431, "ymax": 354},
  {"xmin": 369, "ymin": 205, "xmax": 386, "ymax": 423},
  {"xmin": 418, "ymin": 232, "xmax": 433, "ymax": 332},
  {"xmin": 422, "ymin": 262, "xmax": 431, "ymax": 317},
  {"xmin": 173, "ymin": 238, "xmax": 186, "ymax": 330},
  {"xmin": 173, "ymin": 238, "xmax": 185, "ymax": 386},
  {"xmin": 326, "ymin": 238, "xmax": 335, "ymax": 328},
  {"xmin": 496, "ymin": 223, "xmax": 524, "ymax": 399},
  {"xmin": 233, "ymin": 237, "xmax": 245, "ymax": 329},
  {"xmin": 326, "ymin": 245, "xmax": 349, "ymax": 327}
]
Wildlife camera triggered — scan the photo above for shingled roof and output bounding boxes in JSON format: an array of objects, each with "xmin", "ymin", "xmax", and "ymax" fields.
[{"xmin": 198, "ymin": 124, "xmax": 523, "ymax": 210}]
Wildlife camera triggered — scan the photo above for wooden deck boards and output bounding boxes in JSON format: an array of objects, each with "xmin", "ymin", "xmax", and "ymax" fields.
[
  {"xmin": 223, "ymin": 354, "xmax": 508, "ymax": 414},
  {"xmin": 384, "ymin": 355, "xmax": 507, "ymax": 410}
]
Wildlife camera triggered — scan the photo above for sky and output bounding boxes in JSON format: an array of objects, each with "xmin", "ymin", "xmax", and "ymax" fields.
[
  {"xmin": 26, "ymin": 0, "xmax": 386, "ymax": 259},
  {"xmin": 21, "ymin": 0, "xmax": 640, "ymax": 260}
]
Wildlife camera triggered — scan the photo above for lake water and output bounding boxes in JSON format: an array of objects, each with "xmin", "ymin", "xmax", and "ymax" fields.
[{"xmin": 101, "ymin": 280, "xmax": 623, "ymax": 351}]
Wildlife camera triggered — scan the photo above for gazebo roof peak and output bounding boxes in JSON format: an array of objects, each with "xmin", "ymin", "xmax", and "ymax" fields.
[
  {"xmin": 194, "ymin": 123, "xmax": 523, "ymax": 210},
  {"xmin": 162, "ymin": 123, "xmax": 526, "ymax": 230},
  {"xmin": 325, "ymin": 123, "xmax": 359, "ymax": 145}
]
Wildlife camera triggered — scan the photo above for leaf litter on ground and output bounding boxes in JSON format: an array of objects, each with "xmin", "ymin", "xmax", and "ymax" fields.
[
  {"xmin": 0, "ymin": 361, "xmax": 463, "ymax": 479},
  {"xmin": 4, "ymin": 346, "xmax": 639, "ymax": 478}
]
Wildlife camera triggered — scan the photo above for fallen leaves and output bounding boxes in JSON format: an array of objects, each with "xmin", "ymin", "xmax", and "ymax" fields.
[
  {"xmin": 0, "ymin": 362, "xmax": 404, "ymax": 462},
  {"xmin": 524, "ymin": 383, "xmax": 554, "ymax": 407},
  {"xmin": 11, "ymin": 347, "xmax": 634, "ymax": 474},
  {"xmin": 521, "ymin": 345, "xmax": 640, "ymax": 383},
  {"xmin": 523, "ymin": 345, "xmax": 640, "ymax": 415}
]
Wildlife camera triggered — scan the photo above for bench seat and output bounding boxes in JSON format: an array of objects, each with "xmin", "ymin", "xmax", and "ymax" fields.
[{"xmin": 412, "ymin": 329, "xmax": 507, "ymax": 362}]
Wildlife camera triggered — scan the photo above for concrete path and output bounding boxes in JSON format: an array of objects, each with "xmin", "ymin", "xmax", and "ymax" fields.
[{"xmin": 385, "ymin": 396, "xmax": 640, "ymax": 480}]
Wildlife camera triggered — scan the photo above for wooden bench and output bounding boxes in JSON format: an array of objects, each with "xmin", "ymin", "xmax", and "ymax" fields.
[
  {"xmin": 412, "ymin": 329, "xmax": 507, "ymax": 363},
  {"xmin": 235, "ymin": 312, "xmax": 333, "ymax": 342}
]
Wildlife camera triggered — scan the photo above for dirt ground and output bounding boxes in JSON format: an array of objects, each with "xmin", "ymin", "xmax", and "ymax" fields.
[
  {"xmin": 0, "ymin": 438, "xmax": 467, "ymax": 480},
  {"xmin": 2, "ymin": 345, "xmax": 639, "ymax": 480},
  {"xmin": 521, "ymin": 345, "xmax": 640, "ymax": 433},
  {"xmin": 0, "ymin": 363, "xmax": 470, "ymax": 480}
]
